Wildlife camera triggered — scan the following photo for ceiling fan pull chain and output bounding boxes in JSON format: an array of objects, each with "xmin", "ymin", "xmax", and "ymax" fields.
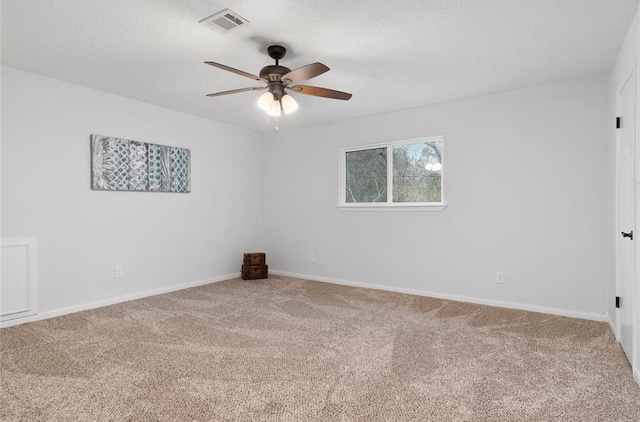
[{"xmin": 266, "ymin": 115, "xmax": 280, "ymax": 131}]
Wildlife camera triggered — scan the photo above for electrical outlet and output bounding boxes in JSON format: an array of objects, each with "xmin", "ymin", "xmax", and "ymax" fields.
[
  {"xmin": 310, "ymin": 253, "xmax": 316, "ymax": 263},
  {"xmin": 496, "ymin": 271, "xmax": 504, "ymax": 284},
  {"xmin": 115, "ymin": 266, "xmax": 124, "ymax": 278}
]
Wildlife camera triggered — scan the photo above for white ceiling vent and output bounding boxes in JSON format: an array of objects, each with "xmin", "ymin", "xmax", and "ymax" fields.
[{"xmin": 200, "ymin": 9, "xmax": 249, "ymax": 32}]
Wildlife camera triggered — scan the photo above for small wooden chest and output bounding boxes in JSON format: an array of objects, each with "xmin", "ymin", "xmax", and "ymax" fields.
[
  {"xmin": 243, "ymin": 252, "xmax": 266, "ymax": 266},
  {"xmin": 241, "ymin": 264, "xmax": 268, "ymax": 280},
  {"xmin": 241, "ymin": 252, "xmax": 268, "ymax": 280}
]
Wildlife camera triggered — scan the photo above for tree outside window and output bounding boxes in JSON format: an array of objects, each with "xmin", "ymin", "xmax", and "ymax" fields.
[{"xmin": 343, "ymin": 138, "xmax": 443, "ymax": 205}]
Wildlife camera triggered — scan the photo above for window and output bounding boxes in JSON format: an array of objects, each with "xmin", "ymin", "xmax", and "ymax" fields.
[{"xmin": 340, "ymin": 137, "xmax": 445, "ymax": 210}]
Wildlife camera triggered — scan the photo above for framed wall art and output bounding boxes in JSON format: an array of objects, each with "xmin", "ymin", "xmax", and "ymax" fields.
[{"xmin": 90, "ymin": 134, "xmax": 190, "ymax": 193}]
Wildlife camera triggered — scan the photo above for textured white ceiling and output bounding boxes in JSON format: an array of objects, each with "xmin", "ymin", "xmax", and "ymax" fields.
[{"xmin": 2, "ymin": 0, "xmax": 638, "ymax": 132}]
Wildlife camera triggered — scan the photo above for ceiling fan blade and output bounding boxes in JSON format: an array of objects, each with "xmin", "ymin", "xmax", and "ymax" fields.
[
  {"xmin": 281, "ymin": 62, "xmax": 330, "ymax": 84},
  {"xmin": 289, "ymin": 85, "xmax": 352, "ymax": 100},
  {"xmin": 204, "ymin": 61, "xmax": 265, "ymax": 82},
  {"xmin": 206, "ymin": 86, "xmax": 267, "ymax": 97}
]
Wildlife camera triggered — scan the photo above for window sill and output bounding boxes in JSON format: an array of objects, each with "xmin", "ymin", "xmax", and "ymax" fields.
[{"xmin": 336, "ymin": 203, "xmax": 448, "ymax": 212}]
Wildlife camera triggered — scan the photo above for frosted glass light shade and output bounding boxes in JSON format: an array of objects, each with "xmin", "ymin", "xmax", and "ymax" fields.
[
  {"xmin": 281, "ymin": 94, "xmax": 299, "ymax": 114},
  {"xmin": 266, "ymin": 100, "xmax": 282, "ymax": 117},
  {"xmin": 257, "ymin": 92, "xmax": 275, "ymax": 111}
]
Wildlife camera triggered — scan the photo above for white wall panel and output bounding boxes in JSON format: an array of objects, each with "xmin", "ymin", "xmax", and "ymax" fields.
[{"xmin": 1, "ymin": 238, "xmax": 37, "ymax": 321}]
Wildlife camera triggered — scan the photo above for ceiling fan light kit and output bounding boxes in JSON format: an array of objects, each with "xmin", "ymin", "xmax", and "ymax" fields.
[
  {"xmin": 266, "ymin": 102, "xmax": 281, "ymax": 117},
  {"xmin": 280, "ymin": 94, "xmax": 299, "ymax": 114},
  {"xmin": 257, "ymin": 91, "xmax": 298, "ymax": 115},
  {"xmin": 205, "ymin": 45, "xmax": 351, "ymax": 120},
  {"xmin": 257, "ymin": 92, "xmax": 275, "ymax": 111}
]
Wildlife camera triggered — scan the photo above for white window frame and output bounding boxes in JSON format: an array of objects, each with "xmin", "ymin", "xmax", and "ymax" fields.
[{"xmin": 337, "ymin": 136, "xmax": 447, "ymax": 212}]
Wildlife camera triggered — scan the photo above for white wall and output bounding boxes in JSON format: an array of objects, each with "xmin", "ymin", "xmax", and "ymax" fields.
[
  {"xmin": 0, "ymin": 66, "xmax": 615, "ymax": 322},
  {"xmin": 1, "ymin": 66, "xmax": 264, "ymax": 316},
  {"xmin": 609, "ymin": 8, "xmax": 639, "ymax": 337},
  {"xmin": 263, "ymin": 76, "xmax": 610, "ymax": 318}
]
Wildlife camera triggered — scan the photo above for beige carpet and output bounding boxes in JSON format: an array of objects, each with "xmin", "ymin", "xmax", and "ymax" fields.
[{"xmin": 1, "ymin": 276, "xmax": 639, "ymax": 421}]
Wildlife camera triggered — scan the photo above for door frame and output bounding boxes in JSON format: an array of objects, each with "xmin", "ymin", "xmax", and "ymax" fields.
[{"xmin": 615, "ymin": 64, "xmax": 639, "ymax": 385}]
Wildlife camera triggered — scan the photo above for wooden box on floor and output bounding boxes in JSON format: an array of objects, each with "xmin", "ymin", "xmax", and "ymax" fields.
[
  {"xmin": 241, "ymin": 264, "xmax": 268, "ymax": 280},
  {"xmin": 243, "ymin": 252, "xmax": 265, "ymax": 266},
  {"xmin": 241, "ymin": 252, "xmax": 268, "ymax": 280}
]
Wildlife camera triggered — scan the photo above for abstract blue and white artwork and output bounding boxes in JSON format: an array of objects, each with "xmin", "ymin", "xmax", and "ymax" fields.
[
  {"xmin": 91, "ymin": 135, "xmax": 190, "ymax": 193},
  {"xmin": 148, "ymin": 143, "xmax": 171, "ymax": 192}
]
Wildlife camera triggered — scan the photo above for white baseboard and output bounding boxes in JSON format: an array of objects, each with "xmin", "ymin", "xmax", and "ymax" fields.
[
  {"xmin": 0, "ymin": 273, "xmax": 240, "ymax": 328},
  {"xmin": 3, "ymin": 270, "xmax": 608, "ymax": 328},
  {"xmin": 634, "ymin": 367, "xmax": 640, "ymax": 386},
  {"xmin": 270, "ymin": 270, "xmax": 608, "ymax": 323},
  {"xmin": 606, "ymin": 313, "xmax": 616, "ymax": 336}
]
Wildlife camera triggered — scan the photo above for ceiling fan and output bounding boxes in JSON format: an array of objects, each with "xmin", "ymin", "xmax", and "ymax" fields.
[{"xmin": 205, "ymin": 45, "xmax": 352, "ymax": 117}]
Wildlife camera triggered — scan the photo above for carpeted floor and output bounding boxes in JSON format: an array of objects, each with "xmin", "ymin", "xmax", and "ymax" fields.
[{"xmin": 1, "ymin": 276, "xmax": 639, "ymax": 421}]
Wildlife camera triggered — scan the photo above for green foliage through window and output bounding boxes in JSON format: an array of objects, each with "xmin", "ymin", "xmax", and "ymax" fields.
[
  {"xmin": 344, "ymin": 138, "xmax": 443, "ymax": 204},
  {"xmin": 345, "ymin": 148, "xmax": 387, "ymax": 203}
]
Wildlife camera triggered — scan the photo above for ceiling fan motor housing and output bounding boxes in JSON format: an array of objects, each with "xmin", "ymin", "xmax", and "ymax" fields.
[
  {"xmin": 259, "ymin": 65, "xmax": 291, "ymax": 82},
  {"xmin": 260, "ymin": 62, "xmax": 291, "ymax": 100}
]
